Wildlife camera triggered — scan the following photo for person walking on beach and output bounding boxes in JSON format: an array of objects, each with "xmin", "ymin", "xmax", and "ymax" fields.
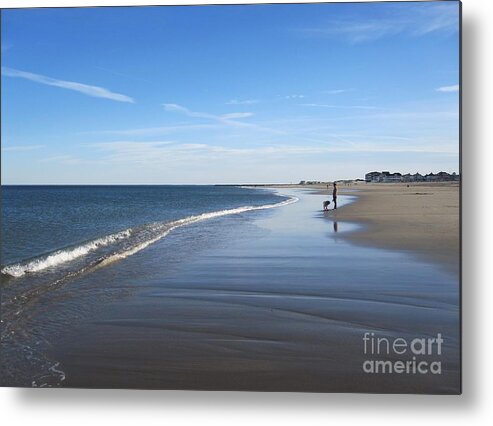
[{"xmin": 332, "ymin": 182, "xmax": 338, "ymax": 209}]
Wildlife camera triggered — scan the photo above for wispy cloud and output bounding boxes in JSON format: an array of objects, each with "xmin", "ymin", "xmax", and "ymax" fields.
[
  {"xmin": 162, "ymin": 103, "xmax": 287, "ymax": 136},
  {"xmin": 87, "ymin": 123, "xmax": 220, "ymax": 137},
  {"xmin": 226, "ymin": 99, "xmax": 260, "ymax": 105},
  {"xmin": 323, "ymin": 89, "xmax": 354, "ymax": 95},
  {"xmin": 436, "ymin": 84, "xmax": 459, "ymax": 93},
  {"xmin": 90, "ymin": 140, "xmax": 457, "ymax": 167},
  {"xmin": 2, "ymin": 66, "xmax": 135, "ymax": 103},
  {"xmin": 413, "ymin": 4, "xmax": 460, "ymax": 36},
  {"xmin": 297, "ymin": 3, "xmax": 459, "ymax": 44},
  {"xmin": 163, "ymin": 103, "xmax": 255, "ymax": 128},
  {"xmin": 302, "ymin": 21, "xmax": 399, "ymax": 44},
  {"xmin": 39, "ymin": 154, "xmax": 83, "ymax": 165},
  {"xmin": 221, "ymin": 112, "xmax": 254, "ymax": 119},
  {"xmin": 1, "ymin": 144, "xmax": 45, "ymax": 152},
  {"xmin": 306, "ymin": 109, "xmax": 459, "ymax": 123},
  {"xmin": 302, "ymin": 103, "xmax": 379, "ymax": 110},
  {"xmin": 284, "ymin": 94, "xmax": 305, "ymax": 99},
  {"xmin": 91, "ymin": 141, "xmax": 201, "ymax": 166}
]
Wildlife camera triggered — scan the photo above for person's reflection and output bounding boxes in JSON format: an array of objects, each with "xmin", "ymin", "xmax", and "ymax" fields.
[{"xmin": 333, "ymin": 221, "xmax": 338, "ymax": 233}]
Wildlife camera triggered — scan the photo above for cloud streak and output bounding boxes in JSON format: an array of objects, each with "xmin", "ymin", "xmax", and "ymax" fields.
[
  {"xmin": 90, "ymin": 140, "xmax": 458, "ymax": 167},
  {"xmin": 297, "ymin": 3, "xmax": 459, "ymax": 44},
  {"xmin": 1, "ymin": 144, "xmax": 45, "ymax": 152},
  {"xmin": 1, "ymin": 67, "xmax": 135, "ymax": 103},
  {"xmin": 221, "ymin": 112, "xmax": 254, "ymax": 119},
  {"xmin": 87, "ymin": 123, "xmax": 220, "ymax": 137},
  {"xmin": 302, "ymin": 103, "xmax": 379, "ymax": 110},
  {"xmin": 163, "ymin": 103, "xmax": 288, "ymax": 136},
  {"xmin": 163, "ymin": 103, "xmax": 256, "ymax": 128},
  {"xmin": 226, "ymin": 99, "xmax": 260, "ymax": 105},
  {"xmin": 323, "ymin": 89, "xmax": 354, "ymax": 95},
  {"xmin": 436, "ymin": 84, "xmax": 459, "ymax": 93}
]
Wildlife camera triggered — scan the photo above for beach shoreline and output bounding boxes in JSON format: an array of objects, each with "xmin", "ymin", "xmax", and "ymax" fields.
[
  {"xmin": 1, "ymin": 186, "xmax": 460, "ymax": 392},
  {"xmin": 44, "ymin": 188, "xmax": 459, "ymax": 393},
  {"xmin": 266, "ymin": 182, "xmax": 460, "ymax": 276}
]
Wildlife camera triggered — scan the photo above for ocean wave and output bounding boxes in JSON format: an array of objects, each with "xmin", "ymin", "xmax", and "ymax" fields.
[
  {"xmin": 2, "ymin": 195, "xmax": 298, "ymax": 278},
  {"xmin": 95, "ymin": 196, "xmax": 299, "ymax": 266},
  {"xmin": 1, "ymin": 229, "xmax": 132, "ymax": 278}
]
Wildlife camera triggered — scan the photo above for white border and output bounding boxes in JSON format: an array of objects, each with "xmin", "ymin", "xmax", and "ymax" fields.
[
  {"xmin": 2, "ymin": 0, "xmax": 493, "ymax": 424},
  {"xmin": 1, "ymin": 0, "xmax": 433, "ymax": 8}
]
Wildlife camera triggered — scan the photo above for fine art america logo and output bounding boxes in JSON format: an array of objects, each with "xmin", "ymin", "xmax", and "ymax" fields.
[{"xmin": 362, "ymin": 332, "xmax": 444, "ymax": 375}]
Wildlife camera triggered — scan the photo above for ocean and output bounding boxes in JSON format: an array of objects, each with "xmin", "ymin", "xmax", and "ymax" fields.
[{"xmin": 2, "ymin": 185, "xmax": 293, "ymax": 270}]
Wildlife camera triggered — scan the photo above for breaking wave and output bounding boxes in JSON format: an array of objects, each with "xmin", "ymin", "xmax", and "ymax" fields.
[
  {"xmin": 1, "ymin": 229, "xmax": 132, "ymax": 278},
  {"xmin": 1, "ymin": 195, "xmax": 298, "ymax": 279}
]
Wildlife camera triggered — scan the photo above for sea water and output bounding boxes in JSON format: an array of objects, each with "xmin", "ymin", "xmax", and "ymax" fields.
[{"xmin": 1, "ymin": 185, "xmax": 296, "ymax": 386}]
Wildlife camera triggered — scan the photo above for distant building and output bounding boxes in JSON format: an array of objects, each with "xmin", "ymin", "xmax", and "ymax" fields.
[
  {"xmin": 365, "ymin": 171, "xmax": 381, "ymax": 183},
  {"xmin": 436, "ymin": 171, "xmax": 456, "ymax": 181},
  {"xmin": 365, "ymin": 171, "xmax": 459, "ymax": 183},
  {"xmin": 426, "ymin": 173, "xmax": 439, "ymax": 182},
  {"xmin": 299, "ymin": 180, "xmax": 323, "ymax": 185},
  {"xmin": 381, "ymin": 172, "xmax": 402, "ymax": 183}
]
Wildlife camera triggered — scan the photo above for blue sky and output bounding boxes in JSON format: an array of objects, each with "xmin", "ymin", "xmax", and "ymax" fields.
[{"xmin": 1, "ymin": 1, "xmax": 460, "ymax": 184}]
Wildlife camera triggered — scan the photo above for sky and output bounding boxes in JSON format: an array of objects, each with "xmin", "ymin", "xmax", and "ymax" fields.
[{"xmin": 1, "ymin": 1, "xmax": 460, "ymax": 184}]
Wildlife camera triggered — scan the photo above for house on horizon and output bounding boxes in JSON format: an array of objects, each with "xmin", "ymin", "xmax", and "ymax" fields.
[{"xmin": 365, "ymin": 171, "xmax": 459, "ymax": 183}]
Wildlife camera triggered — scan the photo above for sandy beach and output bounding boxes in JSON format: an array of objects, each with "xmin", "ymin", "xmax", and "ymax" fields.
[
  {"xmin": 270, "ymin": 182, "xmax": 460, "ymax": 275},
  {"xmin": 339, "ymin": 183, "xmax": 460, "ymax": 275}
]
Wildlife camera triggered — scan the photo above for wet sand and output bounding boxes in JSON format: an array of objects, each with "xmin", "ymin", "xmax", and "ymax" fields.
[
  {"xmin": 306, "ymin": 182, "xmax": 460, "ymax": 275},
  {"xmin": 50, "ymin": 189, "xmax": 460, "ymax": 393}
]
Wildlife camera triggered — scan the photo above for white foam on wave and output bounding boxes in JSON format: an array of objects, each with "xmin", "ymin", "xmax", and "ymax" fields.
[
  {"xmin": 96, "ymin": 195, "xmax": 299, "ymax": 266},
  {"xmin": 2, "ymin": 229, "xmax": 132, "ymax": 278},
  {"xmin": 95, "ymin": 230, "xmax": 172, "ymax": 268},
  {"xmin": 3, "ymin": 195, "xmax": 298, "ymax": 278}
]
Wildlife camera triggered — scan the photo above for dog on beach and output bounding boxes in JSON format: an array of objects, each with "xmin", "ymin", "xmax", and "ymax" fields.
[{"xmin": 323, "ymin": 200, "xmax": 331, "ymax": 211}]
